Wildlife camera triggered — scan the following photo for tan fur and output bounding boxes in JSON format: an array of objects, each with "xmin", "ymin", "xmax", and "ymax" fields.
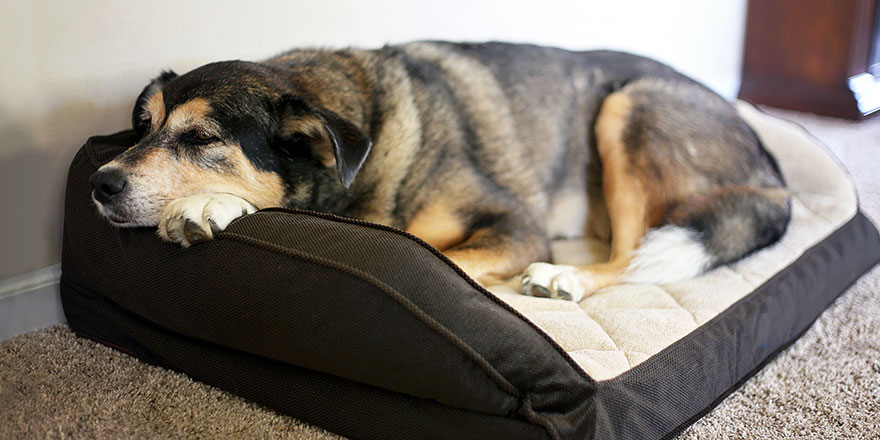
[
  {"xmin": 356, "ymin": 65, "xmax": 423, "ymax": 225},
  {"xmin": 288, "ymin": 182, "xmax": 313, "ymax": 205},
  {"xmin": 103, "ymin": 96, "xmax": 285, "ymax": 216},
  {"xmin": 281, "ymin": 116, "xmax": 337, "ymax": 167},
  {"xmin": 99, "ymin": 43, "xmax": 788, "ymax": 297},
  {"xmin": 120, "ymin": 144, "xmax": 285, "ymax": 212},
  {"xmin": 165, "ymin": 98, "xmax": 214, "ymax": 132},
  {"xmin": 569, "ymin": 92, "xmax": 651, "ymax": 293},
  {"xmin": 143, "ymin": 92, "xmax": 165, "ymax": 131},
  {"xmin": 405, "ymin": 43, "xmax": 546, "ymax": 215},
  {"xmin": 281, "ymin": 116, "xmax": 326, "ymax": 139},
  {"xmin": 444, "ymin": 244, "xmax": 525, "ymax": 286},
  {"xmin": 388, "ymin": 44, "xmax": 561, "ymax": 281},
  {"xmin": 405, "ymin": 202, "xmax": 467, "ymax": 251}
]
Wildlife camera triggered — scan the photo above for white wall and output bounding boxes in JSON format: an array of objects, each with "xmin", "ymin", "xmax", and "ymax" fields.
[{"xmin": 0, "ymin": 0, "xmax": 747, "ymax": 282}]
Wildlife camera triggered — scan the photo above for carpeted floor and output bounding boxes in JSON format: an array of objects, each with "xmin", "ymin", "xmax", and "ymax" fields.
[{"xmin": 1, "ymin": 107, "xmax": 878, "ymax": 439}]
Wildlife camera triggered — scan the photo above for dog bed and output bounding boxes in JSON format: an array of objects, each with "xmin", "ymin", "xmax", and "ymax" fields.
[{"xmin": 60, "ymin": 102, "xmax": 880, "ymax": 440}]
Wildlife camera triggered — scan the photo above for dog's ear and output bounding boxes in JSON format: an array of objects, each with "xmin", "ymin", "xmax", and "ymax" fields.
[
  {"xmin": 132, "ymin": 70, "xmax": 177, "ymax": 136},
  {"xmin": 275, "ymin": 96, "xmax": 372, "ymax": 188},
  {"xmin": 316, "ymin": 108, "xmax": 373, "ymax": 188}
]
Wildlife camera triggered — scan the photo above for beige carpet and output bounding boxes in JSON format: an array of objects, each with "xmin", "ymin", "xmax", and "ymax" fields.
[
  {"xmin": 0, "ymin": 325, "xmax": 341, "ymax": 439},
  {"xmin": 1, "ymin": 107, "xmax": 878, "ymax": 439}
]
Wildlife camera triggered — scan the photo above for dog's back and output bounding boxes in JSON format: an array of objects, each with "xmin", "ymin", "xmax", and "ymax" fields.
[
  {"xmin": 338, "ymin": 42, "xmax": 790, "ymax": 295},
  {"xmin": 95, "ymin": 41, "xmax": 790, "ymax": 298}
]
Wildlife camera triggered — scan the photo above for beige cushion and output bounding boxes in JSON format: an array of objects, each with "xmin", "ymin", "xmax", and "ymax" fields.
[{"xmin": 487, "ymin": 102, "xmax": 858, "ymax": 381}]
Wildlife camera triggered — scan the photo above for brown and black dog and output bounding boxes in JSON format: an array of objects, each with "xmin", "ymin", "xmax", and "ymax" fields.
[{"xmin": 90, "ymin": 41, "xmax": 790, "ymax": 301}]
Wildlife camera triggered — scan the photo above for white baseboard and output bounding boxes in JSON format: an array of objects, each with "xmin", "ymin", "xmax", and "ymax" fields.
[{"xmin": 0, "ymin": 264, "xmax": 65, "ymax": 341}]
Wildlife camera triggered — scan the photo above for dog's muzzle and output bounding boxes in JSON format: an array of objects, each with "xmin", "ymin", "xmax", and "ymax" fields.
[{"xmin": 90, "ymin": 169, "xmax": 128, "ymax": 204}]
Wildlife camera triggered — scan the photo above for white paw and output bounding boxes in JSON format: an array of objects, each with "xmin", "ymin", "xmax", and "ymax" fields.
[
  {"xmin": 158, "ymin": 193, "xmax": 256, "ymax": 247},
  {"xmin": 519, "ymin": 262, "xmax": 587, "ymax": 302}
]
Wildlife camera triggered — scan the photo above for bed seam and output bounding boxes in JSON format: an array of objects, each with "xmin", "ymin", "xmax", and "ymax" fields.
[
  {"xmin": 255, "ymin": 207, "xmax": 597, "ymax": 385},
  {"xmin": 219, "ymin": 231, "xmax": 525, "ymax": 404}
]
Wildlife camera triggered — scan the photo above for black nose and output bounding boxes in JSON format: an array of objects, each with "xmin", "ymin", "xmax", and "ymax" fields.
[{"xmin": 90, "ymin": 169, "xmax": 128, "ymax": 203}]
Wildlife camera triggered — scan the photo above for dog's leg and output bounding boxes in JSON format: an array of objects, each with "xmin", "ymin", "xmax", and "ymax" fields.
[
  {"xmin": 443, "ymin": 217, "xmax": 551, "ymax": 287},
  {"xmin": 521, "ymin": 92, "xmax": 650, "ymax": 301},
  {"xmin": 158, "ymin": 193, "xmax": 256, "ymax": 247},
  {"xmin": 520, "ymin": 77, "xmax": 790, "ymax": 301}
]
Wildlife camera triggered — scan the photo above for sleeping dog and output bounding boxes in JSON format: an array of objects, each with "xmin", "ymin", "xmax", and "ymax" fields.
[{"xmin": 90, "ymin": 41, "xmax": 790, "ymax": 301}]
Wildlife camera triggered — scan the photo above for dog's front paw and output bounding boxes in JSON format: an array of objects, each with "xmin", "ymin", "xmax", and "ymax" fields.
[
  {"xmin": 158, "ymin": 194, "xmax": 257, "ymax": 247},
  {"xmin": 520, "ymin": 262, "xmax": 589, "ymax": 302}
]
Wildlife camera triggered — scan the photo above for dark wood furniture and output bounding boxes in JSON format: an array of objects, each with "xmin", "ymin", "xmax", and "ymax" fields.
[{"xmin": 739, "ymin": 0, "xmax": 880, "ymax": 119}]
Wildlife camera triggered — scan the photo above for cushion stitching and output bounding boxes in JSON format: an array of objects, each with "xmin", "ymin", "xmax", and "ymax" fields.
[
  {"xmin": 255, "ymin": 207, "xmax": 596, "ymax": 385},
  {"xmin": 661, "ymin": 287, "xmax": 700, "ymax": 327},
  {"xmin": 584, "ymin": 288, "xmax": 709, "ymax": 367},
  {"xmin": 792, "ymin": 193, "xmax": 841, "ymax": 224},
  {"xmin": 601, "ymin": 212, "xmax": 872, "ymax": 385},
  {"xmin": 220, "ymin": 230, "xmax": 525, "ymax": 403},
  {"xmin": 569, "ymin": 348, "xmax": 649, "ymax": 355},
  {"xmin": 582, "ymin": 310, "xmax": 623, "ymax": 362}
]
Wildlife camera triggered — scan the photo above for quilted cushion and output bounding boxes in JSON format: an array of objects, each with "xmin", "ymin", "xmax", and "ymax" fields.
[{"xmin": 487, "ymin": 102, "xmax": 859, "ymax": 380}]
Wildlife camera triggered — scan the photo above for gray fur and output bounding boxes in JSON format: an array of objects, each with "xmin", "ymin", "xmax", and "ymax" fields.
[{"xmin": 97, "ymin": 41, "xmax": 791, "ymax": 285}]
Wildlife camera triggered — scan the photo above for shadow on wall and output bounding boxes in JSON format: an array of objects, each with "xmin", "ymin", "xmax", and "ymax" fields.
[{"xmin": 0, "ymin": 98, "xmax": 131, "ymax": 280}]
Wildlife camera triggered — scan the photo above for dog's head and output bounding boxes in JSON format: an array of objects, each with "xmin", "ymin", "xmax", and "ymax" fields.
[{"xmin": 90, "ymin": 61, "xmax": 372, "ymax": 227}]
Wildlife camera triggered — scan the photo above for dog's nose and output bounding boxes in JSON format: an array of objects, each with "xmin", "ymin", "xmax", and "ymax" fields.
[{"xmin": 90, "ymin": 169, "xmax": 128, "ymax": 203}]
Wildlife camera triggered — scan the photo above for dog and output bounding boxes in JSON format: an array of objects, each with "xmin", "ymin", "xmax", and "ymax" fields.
[{"xmin": 89, "ymin": 41, "xmax": 791, "ymax": 301}]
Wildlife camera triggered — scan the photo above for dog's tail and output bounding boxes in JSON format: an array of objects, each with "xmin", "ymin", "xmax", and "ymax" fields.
[{"xmin": 622, "ymin": 185, "xmax": 791, "ymax": 284}]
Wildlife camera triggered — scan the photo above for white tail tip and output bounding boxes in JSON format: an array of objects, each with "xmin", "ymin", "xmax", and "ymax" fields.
[{"xmin": 622, "ymin": 225, "xmax": 712, "ymax": 285}]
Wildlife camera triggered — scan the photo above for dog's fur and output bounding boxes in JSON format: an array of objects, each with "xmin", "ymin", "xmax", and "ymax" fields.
[{"xmin": 90, "ymin": 41, "xmax": 790, "ymax": 301}]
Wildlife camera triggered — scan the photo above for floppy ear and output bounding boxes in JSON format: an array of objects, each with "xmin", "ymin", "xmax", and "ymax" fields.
[
  {"xmin": 132, "ymin": 70, "xmax": 177, "ymax": 136},
  {"xmin": 275, "ymin": 96, "xmax": 372, "ymax": 188},
  {"xmin": 315, "ymin": 108, "xmax": 373, "ymax": 188}
]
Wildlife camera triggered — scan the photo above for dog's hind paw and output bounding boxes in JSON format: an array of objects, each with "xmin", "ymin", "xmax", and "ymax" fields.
[
  {"xmin": 519, "ymin": 262, "xmax": 589, "ymax": 302},
  {"xmin": 158, "ymin": 193, "xmax": 256, "ymax": 247}
]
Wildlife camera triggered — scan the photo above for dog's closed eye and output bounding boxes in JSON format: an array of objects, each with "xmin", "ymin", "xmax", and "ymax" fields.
[{"xmin": 182, "ymin": 129, "xmax": 220, "ymax": 145}]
